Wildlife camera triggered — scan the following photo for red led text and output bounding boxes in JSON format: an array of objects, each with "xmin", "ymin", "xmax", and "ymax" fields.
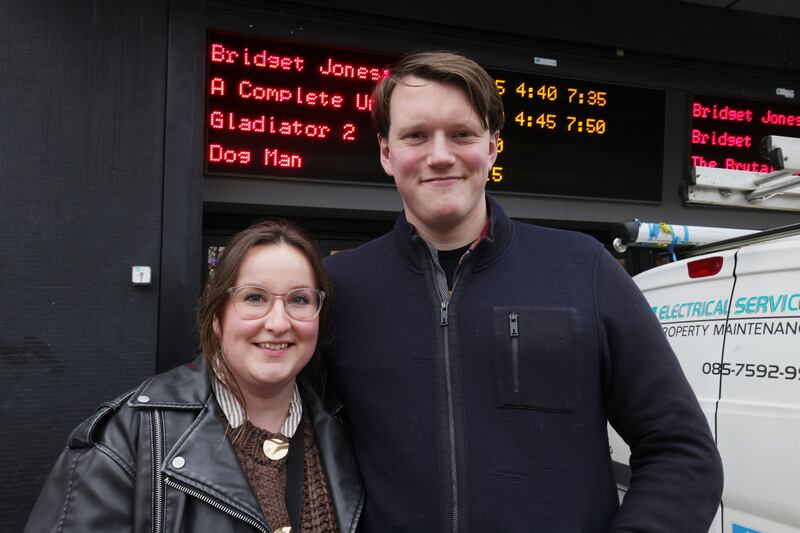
[
  {"xmin": 209, "ymin": 111, "xmax": 333, "ymax": 139},
  {"xmin": 238, "ymin": 81, "xmax": 293, "ymax": 102},
  {"xmin": 691, "ymin": 155, "xmax": 774, "ymax": 173},
  {"xmin": 209, "ymin": 144, "xmax": 252, "ymax": 165},
  {"xmin": 264, "ymin": 147, "xmax": 303, "ymax": 168},
  {"xmin": 354, "ymin": 93, "xmax": 373, "ymax": 111},
  {"xmin": 691, "ymin": 129, "xmax": 752, "ymax": 148},
  {"xmin": 691, "ymin": 155, "xmax": 717, "ymax": 168},
  {"xmin": 318, "ymin": 57, "xmax": 388, "ymax": 81},
  {"xmin": 689, "ymin": 95, "xmax": 800, "ymax": 174},
  {"xmin": 725, "ymin": 159, "xmax": 773, "ymax": 172},
  {"xmin": 692, "ymin": 102, "xmax": 753, "ymax": 122},
  {"xmin": 760, "ymin": 109, "xmax": 800, "ymax": 127},
  {"xmin": 210, "ymin": 77, "xmax": 225, "ymax": 96},
  {"xmin": 207, "ymin": 33, "xmax": 398, "ymax": 178},
  {"xmin": 237, "ymin": 81, "xmax": 344, "ymax": 108},
  {"xmin": 210, "ymin": 43, "xmax": 304, "ymax": 71},
  {"xmin": 342, "ymin": 123, "xmax": 356, "ymax": 142}
]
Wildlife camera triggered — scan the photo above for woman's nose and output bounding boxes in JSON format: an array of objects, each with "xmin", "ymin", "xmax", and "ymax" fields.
[{"xmin": 263, "ymin": 298, "xmax": 291, "ymax": 333}]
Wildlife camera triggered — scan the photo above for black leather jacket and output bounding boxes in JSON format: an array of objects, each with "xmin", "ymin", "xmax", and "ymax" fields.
[{"xmin": 25, "ymin": 357, "xmax": 364, "ymax": 532}]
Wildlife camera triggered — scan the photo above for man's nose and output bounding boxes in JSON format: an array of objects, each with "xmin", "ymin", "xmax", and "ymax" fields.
[{"xmin": 426, "ymin": 133, "xmax": 456, "ymax": 167}]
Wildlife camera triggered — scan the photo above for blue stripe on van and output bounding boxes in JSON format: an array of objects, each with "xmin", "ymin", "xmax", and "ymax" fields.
[{"xmin": 733, "ymin": 524, "xmax": 762, "ymax": 533}]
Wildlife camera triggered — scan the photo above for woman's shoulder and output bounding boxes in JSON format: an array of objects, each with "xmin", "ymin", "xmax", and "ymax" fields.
[
  {"xmin": 127, "ymin": 356, "xmax": 211, "ymax": 410},
  {"xmin": 68, "ymin": 357, "xmax": 211, "ymax": 451},
  {"xmin": 66, "ymin": 387, "xmax": 140, "ymax": 450}
]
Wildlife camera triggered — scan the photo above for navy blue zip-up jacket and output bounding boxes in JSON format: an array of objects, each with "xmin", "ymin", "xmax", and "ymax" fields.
[{"xmin": 324, "ymin": 196, "xmax": 723, "ymax": 532}]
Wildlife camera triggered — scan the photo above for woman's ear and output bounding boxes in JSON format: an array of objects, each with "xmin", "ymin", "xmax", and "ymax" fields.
[{"xmin": 213, "ymin": 316, "xmax": 221, "ymax": 337}]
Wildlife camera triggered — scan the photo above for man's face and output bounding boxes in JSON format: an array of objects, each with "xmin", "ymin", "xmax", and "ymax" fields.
[{"xmin": 379, "ymin": 76, "xmax": 498, "ymax": 239}]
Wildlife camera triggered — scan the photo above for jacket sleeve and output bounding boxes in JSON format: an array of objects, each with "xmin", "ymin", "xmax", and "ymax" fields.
[
  {"xmin": 24, "ymin": 409, "xmax": 136, "ymax": 532},
  {"xmin": 596, "ymin": 250, "xmax": 724, "ymax": 532}
]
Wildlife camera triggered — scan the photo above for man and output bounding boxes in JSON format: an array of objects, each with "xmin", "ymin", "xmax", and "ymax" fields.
[{"xmin": 324, "ymin": 51, "xmax": 723, "ymax": 532}]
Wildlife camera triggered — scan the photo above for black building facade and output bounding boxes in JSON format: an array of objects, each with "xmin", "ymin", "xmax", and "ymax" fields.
[{"xmin": 2, "ymin": 1, "xmax": 800, "ymax": 530}]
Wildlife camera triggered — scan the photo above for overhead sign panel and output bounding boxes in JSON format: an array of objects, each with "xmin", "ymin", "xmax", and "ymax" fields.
[
  {"xmin": 205, "ymin": 30, "xmax": 666, "ymax": 201},
  {"xmin": 689, "ymin": 93, "xmax": 800, "ymax": 173}
]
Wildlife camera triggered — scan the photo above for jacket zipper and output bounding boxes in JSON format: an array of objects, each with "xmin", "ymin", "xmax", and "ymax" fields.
[
  {"xmin": 424, "ymin": 237, "xmax": 469, "ymax": 532},
  {"xmin": 164, "ymin": 477, "xmax": 268, "ymax": 533},
  {"xmin": 440, "ymin": 300, "xmax": 459, "ymax": 532},
  {"xmin": 154, "ymin": 411, "xmax": 267, "ymax": 532},
  {"xmin": 152, "ymin": 410, "xmax": 165, "ymax": 533},
  {"xmin": 509, "ymin": 312, "xmax": 520, "ymax": 393}
]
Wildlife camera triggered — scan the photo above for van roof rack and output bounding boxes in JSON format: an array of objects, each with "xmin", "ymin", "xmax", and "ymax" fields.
[
  {"xmin": 681, "ymin": 222, "xmax": 800, "ymax": 258},
  {"xmin": 612, "ymin": 220, "xmax": 800, "ymax": 260},
  {"xmin": 612, "ymin": 221, "xmax": 757, "ymax": 253}
]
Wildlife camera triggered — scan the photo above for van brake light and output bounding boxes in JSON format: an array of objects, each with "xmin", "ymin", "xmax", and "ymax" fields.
[{"xmin": 687, "ymin": 256, "xmax": 723, "ymax": 278}]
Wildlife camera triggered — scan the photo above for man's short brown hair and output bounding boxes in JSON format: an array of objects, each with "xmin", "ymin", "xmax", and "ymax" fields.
[{"xmin": 371, "ymin": 50, "xmax": 505, "ymax": 138}]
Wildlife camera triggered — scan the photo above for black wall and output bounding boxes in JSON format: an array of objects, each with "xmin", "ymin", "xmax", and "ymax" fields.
[
  {"xmin": 0, "ymin": 1, "xmax": 169, "ymax": 530},
  {"xmin": 2, "ymin": 1, "xmax": 799, "ymax": 531},
  {"xmin": 296, "ymin": 0, "xmax": 800, "ymax": 70}
]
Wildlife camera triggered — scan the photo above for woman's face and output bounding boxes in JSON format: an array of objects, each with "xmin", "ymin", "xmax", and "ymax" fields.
[{"xmin": 215, "ymin": 243, "xmax": 319, "ymax": 400}]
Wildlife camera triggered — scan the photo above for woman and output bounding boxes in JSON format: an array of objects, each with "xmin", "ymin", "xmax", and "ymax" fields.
[{"xmin": 25, "ymin": 219, "xmax": 363, "ymax": 533}]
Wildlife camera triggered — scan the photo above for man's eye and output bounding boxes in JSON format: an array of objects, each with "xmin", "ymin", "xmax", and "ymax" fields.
[{"xmin": 454, "ymin": 130, "xmax": 475, "ymax": 138}]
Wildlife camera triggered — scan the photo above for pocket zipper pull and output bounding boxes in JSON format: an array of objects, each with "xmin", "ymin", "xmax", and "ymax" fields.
[
  {"xmin": 509, "ymin": 312, "xmax": 519, "ymax": 336},
  {"xmin": 509, "ymin": 312, "xmax": 520, "ymax": 393}
]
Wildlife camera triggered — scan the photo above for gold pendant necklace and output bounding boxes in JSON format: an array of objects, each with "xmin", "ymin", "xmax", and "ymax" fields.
[{"xmin": 262, "ymin": 437, "xmax": 289, "ymax": 460}]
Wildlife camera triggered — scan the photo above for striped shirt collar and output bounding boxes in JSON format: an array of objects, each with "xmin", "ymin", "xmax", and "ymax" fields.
[{"xmin": 211, "ymin": 375, "xmax": 303, "ymax": 437}]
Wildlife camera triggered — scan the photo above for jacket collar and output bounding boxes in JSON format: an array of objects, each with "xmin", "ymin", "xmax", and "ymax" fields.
[
  {"xmin": 128, "ymin": 356, "xmax": 210, "ymax": 409},
  {"xmin": 391, "ymin": 194, "xmax": 513, "ymax": 273},
  {"xmin": 128, "ymin": 357, "xmax": 362, "ymax": 533}
]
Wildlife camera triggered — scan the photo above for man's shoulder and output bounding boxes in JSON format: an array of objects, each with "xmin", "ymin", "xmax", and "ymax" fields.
[
  {"xmin": 511, "ymin": 220, "xmax": 603, "ymax": 256},
  {"xmin": 324, "ymin": 232, "xmax": 395, "ymax": 271}
]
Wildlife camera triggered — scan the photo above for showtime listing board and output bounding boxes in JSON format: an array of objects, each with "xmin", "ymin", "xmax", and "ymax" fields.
[
  {"xmin": 205, "ymin": 31, "xmax": 392, "ymax": 185},
  {"xmin": 486, "ymin": 71, "xmax": 665, "ymax": 201},
  {"xmin": 690, "ymin": 94, "xmax": 800, "ymax": 172},
  {"xmin": 205, "ymin": 30, "xmax": 666, "ymax": 201}
]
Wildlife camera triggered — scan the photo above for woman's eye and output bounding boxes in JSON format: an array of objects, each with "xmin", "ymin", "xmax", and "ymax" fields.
[
  {"xmin": 242, "ymin": 292, "xmax": 267, "ymax": 304},
  {"xmin": 289, "ymin": 295, "xmax": 311, "ymax": 306}
]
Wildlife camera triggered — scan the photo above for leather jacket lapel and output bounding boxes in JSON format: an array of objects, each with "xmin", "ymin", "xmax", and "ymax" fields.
[
  {"xmin": 303, "ymin": 381, "xmax": 365, "ymax": 533},
  {"xmin": 161, "ymin": 396, "xmax": 269, "ymax": 530}
]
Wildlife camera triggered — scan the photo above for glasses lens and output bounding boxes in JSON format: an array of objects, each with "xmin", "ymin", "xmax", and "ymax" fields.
[
  {"xmin": 284, "ymin": 288, "xmax": 323, "ymax": 321},
  {"xmin": 232, "ymin": 287, "xmax": 272, "ymax": 319},
  {"xmin": 230, "ymin": 287, "xmax": 323, "ymax": 321}
]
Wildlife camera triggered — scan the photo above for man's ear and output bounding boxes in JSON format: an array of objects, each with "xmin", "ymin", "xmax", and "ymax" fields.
[
  {"xmin": 378, "ymin": 134, "xmax": 394, "ymax": 176},
  {"xmin": 488, "ymin": 131, "xmax": 499, "ymax": 166}
]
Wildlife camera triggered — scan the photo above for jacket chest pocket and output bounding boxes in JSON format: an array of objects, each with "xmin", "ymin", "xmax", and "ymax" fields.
[{"xmin": 492, "ymin": 306, "xmax": 581, "ymax": 412}]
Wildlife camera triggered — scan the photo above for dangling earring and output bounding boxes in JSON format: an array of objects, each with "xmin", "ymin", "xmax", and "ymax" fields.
[{"xmin": 212, "ymin": 350, "xmax": 227, "ymax": 384}]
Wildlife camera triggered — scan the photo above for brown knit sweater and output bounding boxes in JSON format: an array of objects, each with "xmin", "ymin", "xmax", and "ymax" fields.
[{"xmin": 230, "ymin": 416, "xmax": 338, "ymax": 532}]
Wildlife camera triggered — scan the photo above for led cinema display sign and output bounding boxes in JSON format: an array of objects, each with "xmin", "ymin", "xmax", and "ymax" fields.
[
  {"xmin": 689, "ymin": 93, "xmax": 800, "ymax": 173},
  {"xmin": 206, "ymin": 31, "xmax": 666, "ymax": 201}
]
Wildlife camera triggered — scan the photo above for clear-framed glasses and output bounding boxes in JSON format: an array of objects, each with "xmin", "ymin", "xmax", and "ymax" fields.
[{"xmin": 226, "ymin": 285, "xmax": 325, "ymax": 321}]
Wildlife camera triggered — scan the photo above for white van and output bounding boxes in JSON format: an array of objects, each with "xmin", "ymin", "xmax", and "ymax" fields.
[{"xmin": 609, "ymin": 221, "xmax": 800, "ymax": 533}]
